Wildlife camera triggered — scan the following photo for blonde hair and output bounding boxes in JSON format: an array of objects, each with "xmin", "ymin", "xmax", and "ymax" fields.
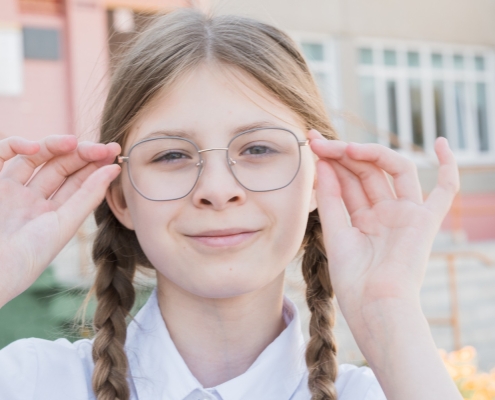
[{"xmin": 90, "ymin": 8, "xmax": 338, "ymax": 400}]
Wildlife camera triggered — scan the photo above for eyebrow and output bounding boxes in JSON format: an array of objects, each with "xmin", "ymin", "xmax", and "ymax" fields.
[{"xmin": 140, "ymin": 120, "xmax": 283, "ymax": 141}]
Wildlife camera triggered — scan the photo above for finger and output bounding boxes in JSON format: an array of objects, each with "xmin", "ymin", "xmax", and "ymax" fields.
[
  {"xmin": 50, "ymin": 146, "xmax": 120, "ymax": 204},
  {"xmin": 2, "ymin": 135, "xmax": 78, "ymax": 184},
  {"xmin": 27, "ymin": 142, "xmax": 120, "ymax": 199},
  {"xmin": 315, "ymin": 160, "xmax": 351, "ymax": 240},
  {"xmin": 0, "ymin": 136, "xmax": 40, "ymax": 172},
  {"xmin": 345, "ymin": 142, "xmax": 423, "ymax": 204},
  {"xmin": 307, "ymin": 129, "xmax": 327, "ymax": 142},
  {"xmin": 424, "ymin": 137, "xmax": 460, "ymax": 218},
  {"xmin": 311, "ymin": 139, "xmax": 396, "ymax": 204},
  {"xmin": 56, "ymin": 164, "xmax": 121, "ymax": 244},
  {"xmin": 328, "ymin": 159, "xmax": 371, "ymax": 216}
]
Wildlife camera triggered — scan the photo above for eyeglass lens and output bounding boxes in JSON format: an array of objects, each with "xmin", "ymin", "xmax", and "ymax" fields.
[{"xmin": 127, "ymin": 129, "xmax": 302, "ymax": 201}]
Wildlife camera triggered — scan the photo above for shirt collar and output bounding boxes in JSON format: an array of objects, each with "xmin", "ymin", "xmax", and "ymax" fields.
[{"xmin": 125, "ymin": 287, "xmax": 307, "ymax": 400}]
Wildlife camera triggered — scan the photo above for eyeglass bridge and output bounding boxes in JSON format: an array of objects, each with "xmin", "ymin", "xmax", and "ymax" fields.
[{"xmin": 196, "ymin": 148, "xmax": 236, "ymax": 166}]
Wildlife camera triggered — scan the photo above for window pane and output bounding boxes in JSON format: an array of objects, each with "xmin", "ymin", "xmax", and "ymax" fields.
[
  {"xmin": 0, "ymin": 28, "xmax": 23, "ymax": 96},
  {"xmin": 409, "ymin": 80, "xmax": 424, "ymax": 148},
  {"xmin": 384, "ymin": 50, "xmax": 397, "ymax": 66},
  {"xmin": 407, "ymin": 52, "xmax": 420, "ymax": 67},
  {"xmin": 359, "ymin": 76, "xmax": 378, "ymax": 142},
  {"xmin": 22, "ymin": 27, "xmax": 60, "ymax": 60},
  {"xmin": 454, "ymin": 82, "xmax": 466, "ymax": 149},
  {"xmin": 359, "ymin": 48, "xmax": 373, "ymax": 65},
  {"xmin": 454, "ymin": 54, "xmax": 464, "ymax": 70},
  {"xmin": 431, "ymin": 53, "xmax": 443, "ymax": 68},
  {"xmin": 314, "ymin": 72, "xmax": 327, "ymax": 100},
  {"xmin": 433, "ymin": 81, "xmax": 446, "ymax": 138},
  {"xmin": 302, "ymin": 43, "xmax": 324, "ymax": 61},
  {"xmin": 386, "ymin": 81, "xmax": 399, "ymax": 148},
  {"xmin": 475, "ymin": 56, "xmax": 485, "ymax": 71},
  {"xmin": 476, "ymin": 83, "xmax": 489, "ymax": 151}
]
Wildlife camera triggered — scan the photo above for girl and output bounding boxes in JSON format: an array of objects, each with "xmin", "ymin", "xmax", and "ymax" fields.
[{"xmin": 0, "ymin": 8, "xmax": 462, "ymax": 400}]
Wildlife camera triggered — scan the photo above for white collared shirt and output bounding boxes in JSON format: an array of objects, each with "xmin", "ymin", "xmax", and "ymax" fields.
[{"xmin": 0, "ymin": 288, "xmax": 386, "ymax": 400}]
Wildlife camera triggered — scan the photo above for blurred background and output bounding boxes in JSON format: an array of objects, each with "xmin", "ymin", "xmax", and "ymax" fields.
[{"xmin": 0, "ymin": 0, "xmax": 494, "ymax": 395}]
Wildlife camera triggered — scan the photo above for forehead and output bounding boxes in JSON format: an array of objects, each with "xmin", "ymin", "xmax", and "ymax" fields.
[{"xmin": 125, "ymin": 62, "xmax": 306, "ymax": 152}]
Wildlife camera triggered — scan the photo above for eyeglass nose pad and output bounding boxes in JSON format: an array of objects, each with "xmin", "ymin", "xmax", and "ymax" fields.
[
  {"xmin": 196, "ymin": 159, "xmax": 204, "ymax": 176},
  {"xmin": 228, "ymin": 158, "xmax": 236, "ymax": 165}
]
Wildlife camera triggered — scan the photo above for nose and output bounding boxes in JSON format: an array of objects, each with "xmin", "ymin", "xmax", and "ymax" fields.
[{"xmin": 191, "ymin": 149, "xmax": 247, "ymax": 210}]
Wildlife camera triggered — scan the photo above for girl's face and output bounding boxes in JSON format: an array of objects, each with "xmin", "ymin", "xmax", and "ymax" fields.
[{"xmin": 108, "ymin": 63, "xmax": 317, "ymax": 298}]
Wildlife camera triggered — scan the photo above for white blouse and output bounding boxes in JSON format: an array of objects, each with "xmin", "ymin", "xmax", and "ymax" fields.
[{"xmin": 0, "ymin": 288, "xmax": 386, "ymax": 400}]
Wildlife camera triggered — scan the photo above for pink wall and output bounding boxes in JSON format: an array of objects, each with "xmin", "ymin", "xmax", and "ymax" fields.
[
  {"xmin": 0, "ymin": 1, "xmax": 109, "ymax": 142},
  {"xmin": 0, "ymin": 0, "xmax": 17, "ymax": 21},
  {"xmin": 442, "ymin": 193, "xmax": 495, "ymax": 241},
  {"xmin": 0, "ymin": 11, "xmax": 70, "ymax": 141},
  {"xmin": 65, "ymin": 0, "xmax": 109, "ymax": 141}
]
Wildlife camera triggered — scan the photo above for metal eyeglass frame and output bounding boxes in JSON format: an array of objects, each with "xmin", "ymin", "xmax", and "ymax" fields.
[{"xmin": 116, "ymin": 126, "xmax": 309, "ymax": 201}]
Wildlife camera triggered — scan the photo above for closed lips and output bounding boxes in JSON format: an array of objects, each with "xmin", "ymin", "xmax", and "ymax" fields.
[
  {"xmin": 184, "ymin": 228, "xmax": 260, "ymax": 247},
  {"xmin": 186, "ymin": 228, "xmax": 259, "ymax": 237}
]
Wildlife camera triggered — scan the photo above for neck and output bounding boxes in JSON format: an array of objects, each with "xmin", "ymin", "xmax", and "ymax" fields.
[{"xmin": 156, "ymin": 272, "xmax": 287, "ymax": 388}]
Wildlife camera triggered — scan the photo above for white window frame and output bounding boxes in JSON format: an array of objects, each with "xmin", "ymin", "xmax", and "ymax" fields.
[
  {"xmin": 356, "ymin": 38, "xmax": 495, "ymax": 166},
  {"xmin": 0, "ymin": 24, "xmax": 23, "ymax": 97},
  {"xmin": 289, "ymin": 32, "xmax": 343, "ymax": 136}
]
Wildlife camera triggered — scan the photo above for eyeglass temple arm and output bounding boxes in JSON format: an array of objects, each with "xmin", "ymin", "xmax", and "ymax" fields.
[
  {"xmin": 117, "ymin": 156, "xmax": 128, "ymax": 164},
  {"xmin": 298, "ymin": 140, "xmax": 309, "ymax": 146}
]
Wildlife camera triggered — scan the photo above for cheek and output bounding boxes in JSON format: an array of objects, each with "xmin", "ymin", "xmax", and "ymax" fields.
[
  {"xmin": 121, "ymin": 175, "xmax": 180, "ymax": 263},
  {"xmin": 269, "ymin": 164, "xmax": 314, "ymax": 262}
]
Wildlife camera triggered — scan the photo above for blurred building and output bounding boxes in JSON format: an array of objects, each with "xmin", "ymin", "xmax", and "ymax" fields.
[{"xmin": 0, "ymin": 0, "xmax": 494, "ymax": 367}]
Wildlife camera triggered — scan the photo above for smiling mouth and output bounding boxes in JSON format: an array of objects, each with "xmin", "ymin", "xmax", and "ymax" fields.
[{"xmin": 185, "ymin": 229, "xmax": 260, "ymax": 248}]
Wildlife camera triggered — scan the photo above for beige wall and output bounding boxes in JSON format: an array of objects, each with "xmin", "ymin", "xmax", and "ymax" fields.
[
  {"xmin": 212, "ymin": 0, "xmax": 495, "ymax": 45},
  {"xmin": 211, "ymin": 0, "xmax": 343, "ymax": 34},
  {"xmin": 343, "ymin": 0, "xmax": 495, "ymax": 46}
]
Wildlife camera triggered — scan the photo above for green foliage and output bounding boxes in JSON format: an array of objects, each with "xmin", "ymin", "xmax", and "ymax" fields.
[{"xmin": 0, "ymin": 266, "xmax": 153, "ymax": 348}]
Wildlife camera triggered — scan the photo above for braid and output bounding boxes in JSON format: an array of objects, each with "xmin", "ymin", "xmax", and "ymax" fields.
[
  {"xmin": 90, "ymin": 199, "xmax": 151, "ymax": 400},
  {"xmin": 301, "ymin": 209, "xmax": 338, "ymax": 400}
]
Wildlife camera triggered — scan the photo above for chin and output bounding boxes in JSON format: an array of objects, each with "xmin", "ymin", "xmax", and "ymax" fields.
[
  {"xmin": 159, "ymin": 261, "xmax": 282, "ymax": 300},
  {"xmin": 196, "ymin": 269, "xmax": 275, "ymax": 299}
]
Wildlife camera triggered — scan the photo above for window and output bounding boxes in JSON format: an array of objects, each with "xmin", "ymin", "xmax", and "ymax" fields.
[
  {"xmin": 301, "ymin": 43, "xmax": 324, "ymax": 62},
  {"xmin": 356, "ymin": 41, "xmax": 494, "ymax": 160},
  {"xmin": 294, "ymin": 35, "xmax": 341, "ymax": 126},
  {"xmin": 407, "ymin": 52, "xmax": 420, "ymax": 68},
  {"xmin": 23, "ymin": 27, "xmax": 60, "ymax": 60},
  {"xmin": 360, "ymin": 48, "xmax": 373, "ymax": 65},
  {"xmin": 386, "ymin": 80, "xmax": 399, "ymax": 147},
  {"xmin": 0, "ymin": 27, "xmax": 23, "ymax": 96},
  {"xmin": 432, "ymin": 53, "xmax": 443, "ymax": 69},
  {"xmin": 384, "ymin": 50, "xmax": 397, "ymax": 66},
  {"xmin": 359, "ymin": 76, "xmax": 378, "ymax": 143}
]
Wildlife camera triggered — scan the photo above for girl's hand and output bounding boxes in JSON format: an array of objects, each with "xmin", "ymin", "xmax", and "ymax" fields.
[
  {"xmin": 309, "ymin": 130, "xmax": 462, "ymax": 400},
  {"xmin": 0, "ymin": 135, "xmax": 121, "ymax": 308},
  {"xmin": 309, "ymin": 131, "xmax": 459, "ymax": 320}
]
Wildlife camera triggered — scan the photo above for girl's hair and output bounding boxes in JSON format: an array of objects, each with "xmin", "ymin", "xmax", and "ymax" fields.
[{"xmin": 90, "ymin": 8, "xmax": 338, "ymax": 400}]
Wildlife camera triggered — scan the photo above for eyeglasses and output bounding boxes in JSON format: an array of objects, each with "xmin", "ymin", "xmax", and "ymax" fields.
[{"xmin": 117, "ymin": 127, "xmax": 309, "ymax": 201}]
